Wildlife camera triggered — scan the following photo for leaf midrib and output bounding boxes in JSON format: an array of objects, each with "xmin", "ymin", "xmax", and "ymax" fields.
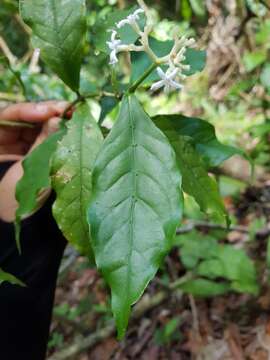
[{"xmin": 125, "ymin": 96, "xmax": 138, "ymax": 305}]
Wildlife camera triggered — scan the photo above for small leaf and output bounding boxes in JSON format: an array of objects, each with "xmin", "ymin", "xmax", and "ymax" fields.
[
  {"xmin": 154, "ymin": 114, "xmax": 243, "ymax": 168},
  {"xmin": 88, "ymin": 95, "xmax": 182, "ymax": 338},
  {"xmin": 178, "ymin": 278, "xmax": 230, "ymax": 297},
  {"xmin": 20, "ymin": 0, "xmax": 87, "ymax": 91},
  {"xmin": 0, "ymin": 268, "xmax": 25, "ymax": 287},
  {"xmin": 51, "ymin": 103, "xmax": 103, "ymax": 257},
  {"xmin": 15, "ymin": 129, "xmax": 66, "ymax": 251},
  {"xmin": 131, "ymin": 37, "xmax": 206, "ymax": 85},
  {"xmin": 197, "ymin": 245, "xmax": 259, "ymax": 295}
]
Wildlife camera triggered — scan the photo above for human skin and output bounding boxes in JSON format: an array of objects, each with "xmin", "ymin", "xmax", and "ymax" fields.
[{"xmin": 0, "ymin": 101, "xmax": 69, "ymax": 222}]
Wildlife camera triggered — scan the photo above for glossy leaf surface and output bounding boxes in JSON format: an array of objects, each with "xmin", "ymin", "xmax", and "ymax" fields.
[
  {"xmin": 154, "ymin": 114, "xmax": 242, "ymax": 168},
  {"xmin": 20, "ymin": 0, "xmax": 86, "ymax": 91},
  {"xmin": 88, "ymin": 95, "xmax": 182, "ymax": 338},
  {"xmin": 154, "ymin": 116, "xmax": 227, "ymax": 222},
  {"xmin": 15, "ymin": 130, "xmax": 66, "ymax": 250},
  {"xmin": 51, "ymin": 103, "xmax": 103, "ymax": 257}
]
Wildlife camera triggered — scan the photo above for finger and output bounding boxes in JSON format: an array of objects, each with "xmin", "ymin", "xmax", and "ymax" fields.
[
  {"xmin": 0, "ymin": 101, "xmax": 69, "ymax": 123},
  {"xmin": 41, "ymin": 117, "xmax": 62, "ymax": 136},
  {"xmin": 0, "ymin": 142, "xmax": 29, "ymax": 155},
  {"xmin": 0, "ymin": 154, "xmax": 23, "ymax": 163},
  {"xmin": 0, "ymin": 128, "xmax": 20, "ymax": 145},
  {"xmin": 21, "ymin": 127, "xmax": 41, "ymax": 143}
]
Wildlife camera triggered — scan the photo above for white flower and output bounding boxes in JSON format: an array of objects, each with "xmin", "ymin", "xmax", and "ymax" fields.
[
  {"xmin": 116, "ymin": 8, "xmax": 144, "ymax": 29},
  {"xmin": 106, "ymin": 30, "xmax": 124, "ymax": 65},
  {"xmin": 151, "ymin": 67, "xmax": 183, "ymax": 93}
]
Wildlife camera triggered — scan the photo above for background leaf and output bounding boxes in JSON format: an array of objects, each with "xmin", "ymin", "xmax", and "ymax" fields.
[
  {"xmin": 0, "ymin": 268, "xmax": 25, "ymax": 287},
  {"xmin": 15, "ymin": 129, "xmax": 66, "ymax": 250},
  {"xmin": 154, "ymin": 117, "xmax": 227, "ymax": 223},
  {"xmin": 88, "ymin": 95, "xmax": 182, "ymax": 338},
  {"xmin": 20, "ymin": 0, "xmax": 86, "ymax": 91},
  {"xmin": 154, "ymin": 114, "xmax": 243, "ymax": 168},
  {"xmin": 178, "ymin": 278, "xmax": 230, "ymax": 297},
  {"xmin": 51, "ymin": 103, "xmax": 103, "ymax": 257},
  {"xmin": 176, "ymin": 231, "xmax": 259, "ymax": 296}
]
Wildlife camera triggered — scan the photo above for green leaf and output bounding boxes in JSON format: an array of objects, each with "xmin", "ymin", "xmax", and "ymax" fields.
[
  {"xmin": 131, "ymin": 37, "xmax": 206, "ymax": 84},
  {"xmin": 180, "ymin": 0, "xmax": 192, "ymax": 20},
  {"xmin": 15, "ymin": 129, "xmax": 66, "ymax": 251},
  {"xmin": 51, "ymin": 103, "xmax": 103, "ymax": 257},
  {"xmin": 197, "ymin": 245, "xmax": 259, "ymax": 295},
  {"xmin": 260, "ymin": 63, "xmax": 270, "ymax": 90},
  {"xmin": 178, "ymin": 278, "xmax": 230, "ymax": 297},
  {"xmin": 154, "ymin": 114, "xmax": 242, "ymax": 168},
  {"xmin": 92, "ymin": 6, "xmax": 145, "ymax": 53},
  {"xmin": 243, "ymin": 50, "xmax": 267, "ymax": 72},
  {"xmin": 88, "ymin": 95, "xmax": 182, "ymax": 338},
  {"xmin": 155, "ymin": 123, "xmax": 226, "ymax": 222},
  {"xmin": 0, "ymin": 268, "xmax": 25, "ymax": 287},
  {"xmin": 19, "ymin": 0, "xmax": 86, "ymax": 91},
  {"xmin": 189, "ymin": 0, "xmax": 206, "ymax": 17},
  {"xmin": 176, "ymin": 231, "xmax": 219, "ymax": 269},
  {"xmin": 176, "ymin": 143, "xmax": 226, "ymax": 222}
]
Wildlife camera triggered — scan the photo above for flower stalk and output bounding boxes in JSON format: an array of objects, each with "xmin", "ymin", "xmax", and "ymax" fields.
[{"xmin": 107, "ymin": 0, "xmax": 196, "ymax": 93}]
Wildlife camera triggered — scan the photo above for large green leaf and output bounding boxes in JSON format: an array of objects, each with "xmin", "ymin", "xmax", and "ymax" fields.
[
  {"xmin": 15, "ymin": 129, "xmax": 66, "ymax": 251},
  {"xmin": 20, "ymin": 0, "xmax": 86, "ymax": 91},
  {"xmin": 51, "ymin": 103, "xmax": 103, "ymax": 257},
  {"xmin": 88, "ymin": 95, "xmax": 182, "ymax": 338},
  {"xmin": 154, "ymin": 120, "xmax": 227, "ymax": 223},
  {"xmin": 154, "ymin": 114, "xmax": 242, "ymax": 168},
  {"xmin": 131, "ymin": 37, "xmax": 206, "ymax": 84},
  {"xmin": 0, "ymin": 268, "xmax": 25, "ymax": 287}
]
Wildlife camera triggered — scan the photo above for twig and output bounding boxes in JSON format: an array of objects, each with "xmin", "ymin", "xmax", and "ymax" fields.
[
  {"xmin": 62, "ymin": 94, "xmax": 85, "ymax": 120},
  {"xmin": 0, "ymin": 36, "xmax": 17, "ymax": 66},
  {"xmin": 128, "ymin": 63, "xmax": 157, "ymax": 93},
  {"xmin": 0, "ymin": 120, "xmax": 35, "ymax": 128},
  {"xmin": 189, "ymin": 295, "xmax": 200, "ymax": 334}
]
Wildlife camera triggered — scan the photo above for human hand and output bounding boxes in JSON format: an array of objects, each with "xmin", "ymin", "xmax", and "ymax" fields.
[
  {"xmin": 0, "ymin": 101, "xmax": 72, "ymax": 222},
  {"xmin": 0, "ymin": 101, "xmax": 70, "ymax": 162}
]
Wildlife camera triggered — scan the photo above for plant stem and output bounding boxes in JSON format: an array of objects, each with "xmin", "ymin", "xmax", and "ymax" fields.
[
  {"xmin": 62, "ymin": 93, "xmax": 85, "ymax": 120},
  {"xmin": 0, "ymin": 120, "xmax": 35, "ymax": 128},
  {"xmin": 128, "ymin": 62, "xmax": 158, "ymax": 93}
]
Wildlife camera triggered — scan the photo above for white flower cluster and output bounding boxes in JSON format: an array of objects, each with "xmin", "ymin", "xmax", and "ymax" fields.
[{"xmin": 106, "ymin": 0, "xmax": 196, "ymax": 93}]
